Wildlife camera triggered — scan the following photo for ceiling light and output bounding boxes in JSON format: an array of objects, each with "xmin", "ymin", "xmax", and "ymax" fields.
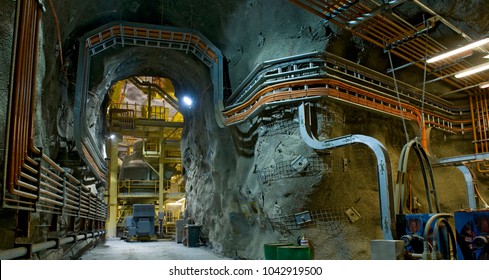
[
  {"xmin": 427, "ymin": 38, "xmax": 489, "ymax": 63},
  {"xmin": 455, "ymin": 61, "xmax": 489, "ymax": 78},
  {"xmin": 480, "ymin": 82, "xmax": 489, "ymax": 89},
  {"xmin": 182, "ymin": 96, "xmax": 193, "ymax": 107}
]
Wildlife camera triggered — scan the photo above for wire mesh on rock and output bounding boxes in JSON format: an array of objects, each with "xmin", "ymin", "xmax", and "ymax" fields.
[{"xmin": 269, "ymin": 208, "xmax": 350, "ymax": 237}]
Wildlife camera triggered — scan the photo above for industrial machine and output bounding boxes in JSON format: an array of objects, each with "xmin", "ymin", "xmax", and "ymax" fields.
[
  {"xmin": 397, "ymin": 213, "xmax": 454, "ymax": 260},
  {"xmin": 123, "ymin": 204, "xmax": 157, "ymax": 242},
  {"xmin": 454, "ymin": 210, "xmax": 489, "ymax": 260}
]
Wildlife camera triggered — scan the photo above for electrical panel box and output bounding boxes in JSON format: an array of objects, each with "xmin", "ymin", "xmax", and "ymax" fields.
[{"xmin": 454, "ymin": 210, "xmax": 489, "ymax": 260}]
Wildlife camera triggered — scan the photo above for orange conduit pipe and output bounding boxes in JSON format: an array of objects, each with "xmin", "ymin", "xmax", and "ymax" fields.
[
  {"xmin": 471, "ymin": 92, "xmax": 489, "ymax": 173},
  {"xmin": 7, "ymin": 0, "xmax": 42, "ymax": 200},
  {"xmin": 48, "ymin": 0, "xmax": 64, "ymax": 71},
  {"xmin": 223, "ymin": 78, "xmax": 473, "ymax": 149},
  {"xmin": 6, "ymin": 1, "xmax": 89, "ymax": 205}
]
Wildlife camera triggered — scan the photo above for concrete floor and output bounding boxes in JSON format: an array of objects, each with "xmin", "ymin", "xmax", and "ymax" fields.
[{"xmin": 80, "ymin": 238, "xmax": 231, "ymax": 260}]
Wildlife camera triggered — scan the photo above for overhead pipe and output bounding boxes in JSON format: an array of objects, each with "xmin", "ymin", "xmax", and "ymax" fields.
[
  {"xmin": 289, "ymin": 0, "xmax": 488, "ymax": 90},
  {"xmin": 298, "ymin": 102, "xmax": 395, "ymax": 240},
  {"xmin": 412, "ymin": 0, "xmax": 478, "ymax": 44},
  {"xmin": 129, "ymin": 77, "xmax": 180, "ymax": 111},
  {"xmin": 229, "ymin": 53, "xmax": 469, "ymax": 122},
  {"xmin": 347, "ymin": 0, "xmax": 409, "ymax": 27},
  {"xmin": 223, "ymin": 77, "xmax": 471, "ymax": 144}
]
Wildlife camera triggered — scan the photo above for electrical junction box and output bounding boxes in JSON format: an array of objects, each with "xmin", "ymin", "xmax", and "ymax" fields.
[
  {"xmin": 454, "ymin": 210, "xmax": 489, "ymax": 260},
  {"xmin": 294, "ymin": 211, "xmax": 312, "ymax": 226}
]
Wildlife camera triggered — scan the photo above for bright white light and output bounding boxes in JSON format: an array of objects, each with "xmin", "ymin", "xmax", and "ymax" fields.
[
  {"xmin": 455, "ymin": 61, "xmax": 489, "ymax": 78},
  {"xmin": 183, "ymin": 96, "xmax": 193, "ymax": 107},
  {"xmin": 480, "ymin": 82, "xmax": 489, "ymax": 89},
  {"xmin": 110, "ymin": 134, "xmax": 116, "ymax": 140},
  {"xmin": 167, "ymin": 202, "xmax": 182, "ymax": 206},
  {"xmin": 427, "ymin": 38, "xmax": 489, "ymax": 63}
]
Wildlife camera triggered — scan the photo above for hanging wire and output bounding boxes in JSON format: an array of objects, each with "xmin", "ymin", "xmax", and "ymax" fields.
[
  {"xmin": 387, "ymin": 50, "xmax": 410, "ymax": 143},
  {"xmin": 48, "ymin": 0, "xmax": 66, "ymax": 77}
]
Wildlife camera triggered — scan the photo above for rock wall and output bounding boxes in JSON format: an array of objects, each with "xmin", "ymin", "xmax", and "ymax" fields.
[
  {"xmin": 183, "ymin": 85, "xmax": 480, "ymax": 259},
  {"xmin": 0, "ymin": 0, "xmax": 16, "ymax": 169},
  {"xmin": 1, "ymin": 0, "xmax": 488, "ymax": 260},
  {"xmin": 179, "ymin": 0, "xmax": 488, "ymax": 260}
]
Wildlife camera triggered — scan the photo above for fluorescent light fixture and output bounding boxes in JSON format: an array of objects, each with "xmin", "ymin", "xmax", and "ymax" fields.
[
  {"xmin": 455, "ymin": 61, "xmax": 489, "ymax": 78},
  {"xmin": 480, "ymin": 82, "xmax": 489, "ymax": 89},
  {"xmin": 427, "ymin": 38, "xmax": 489, "ymax": 63},
  {"xmin": 182, "ymin": 96, "xmax": 193, "ymax": 107}
]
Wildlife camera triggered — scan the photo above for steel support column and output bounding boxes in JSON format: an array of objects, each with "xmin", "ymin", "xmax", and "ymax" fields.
[
  {"xmin": 159, "ymin": 142, "xmax": 165, "ymax": 225},
  {"xmin": 106, "ymin": 136, "xmax": 120, "ymax": 238}
]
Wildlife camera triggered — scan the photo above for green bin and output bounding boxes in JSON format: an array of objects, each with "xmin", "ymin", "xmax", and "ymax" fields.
[
  {"xmin": 186, "ymin": 225, "xmax": 201, "ymax": 247},
  {"xmin": 276, "ymin": 246, "xmax": 311, "ymax": 260},
  {"xmin": 264, "ymin": 242, "xmax": 294, "ymax": 260}
]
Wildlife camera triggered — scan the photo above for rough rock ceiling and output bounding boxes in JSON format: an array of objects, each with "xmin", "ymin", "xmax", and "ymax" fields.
[
  {"xmin": 41, "ymin": 0, "xmax": 489, "ymax": 178},
  {"xmin": 289, "ymin": 0, "xmax": 489, "ymax": 99},
  {"xmin": 46, "ymin": 0, "xmax": 489, "ymax": 105}
]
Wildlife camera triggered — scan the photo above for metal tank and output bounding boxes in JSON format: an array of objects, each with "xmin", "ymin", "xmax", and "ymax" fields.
[{"xmin": 119, "ymin": 140, "xmax": 159, "ymax": 181}]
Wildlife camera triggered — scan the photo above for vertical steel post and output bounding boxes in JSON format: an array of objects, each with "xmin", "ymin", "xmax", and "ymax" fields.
[{"xmin": 107, "ymin": 136, "xmax": 119, "ymax": 238}]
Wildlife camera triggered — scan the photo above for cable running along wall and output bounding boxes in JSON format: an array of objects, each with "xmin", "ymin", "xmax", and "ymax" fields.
[{"xmin": 3, "ymin": 0, "xmax": 107, "ymax": 225}]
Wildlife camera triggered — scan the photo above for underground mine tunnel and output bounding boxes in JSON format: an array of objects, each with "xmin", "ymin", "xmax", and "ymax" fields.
[{"xmin": 1, "ymin": 0, "xmax": 489, "ymax": 260}]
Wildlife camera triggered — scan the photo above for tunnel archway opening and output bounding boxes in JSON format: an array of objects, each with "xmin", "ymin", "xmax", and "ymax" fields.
[{"xmin": 104, "ymin": 75, "xmax": 186, "ymax": 239}]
